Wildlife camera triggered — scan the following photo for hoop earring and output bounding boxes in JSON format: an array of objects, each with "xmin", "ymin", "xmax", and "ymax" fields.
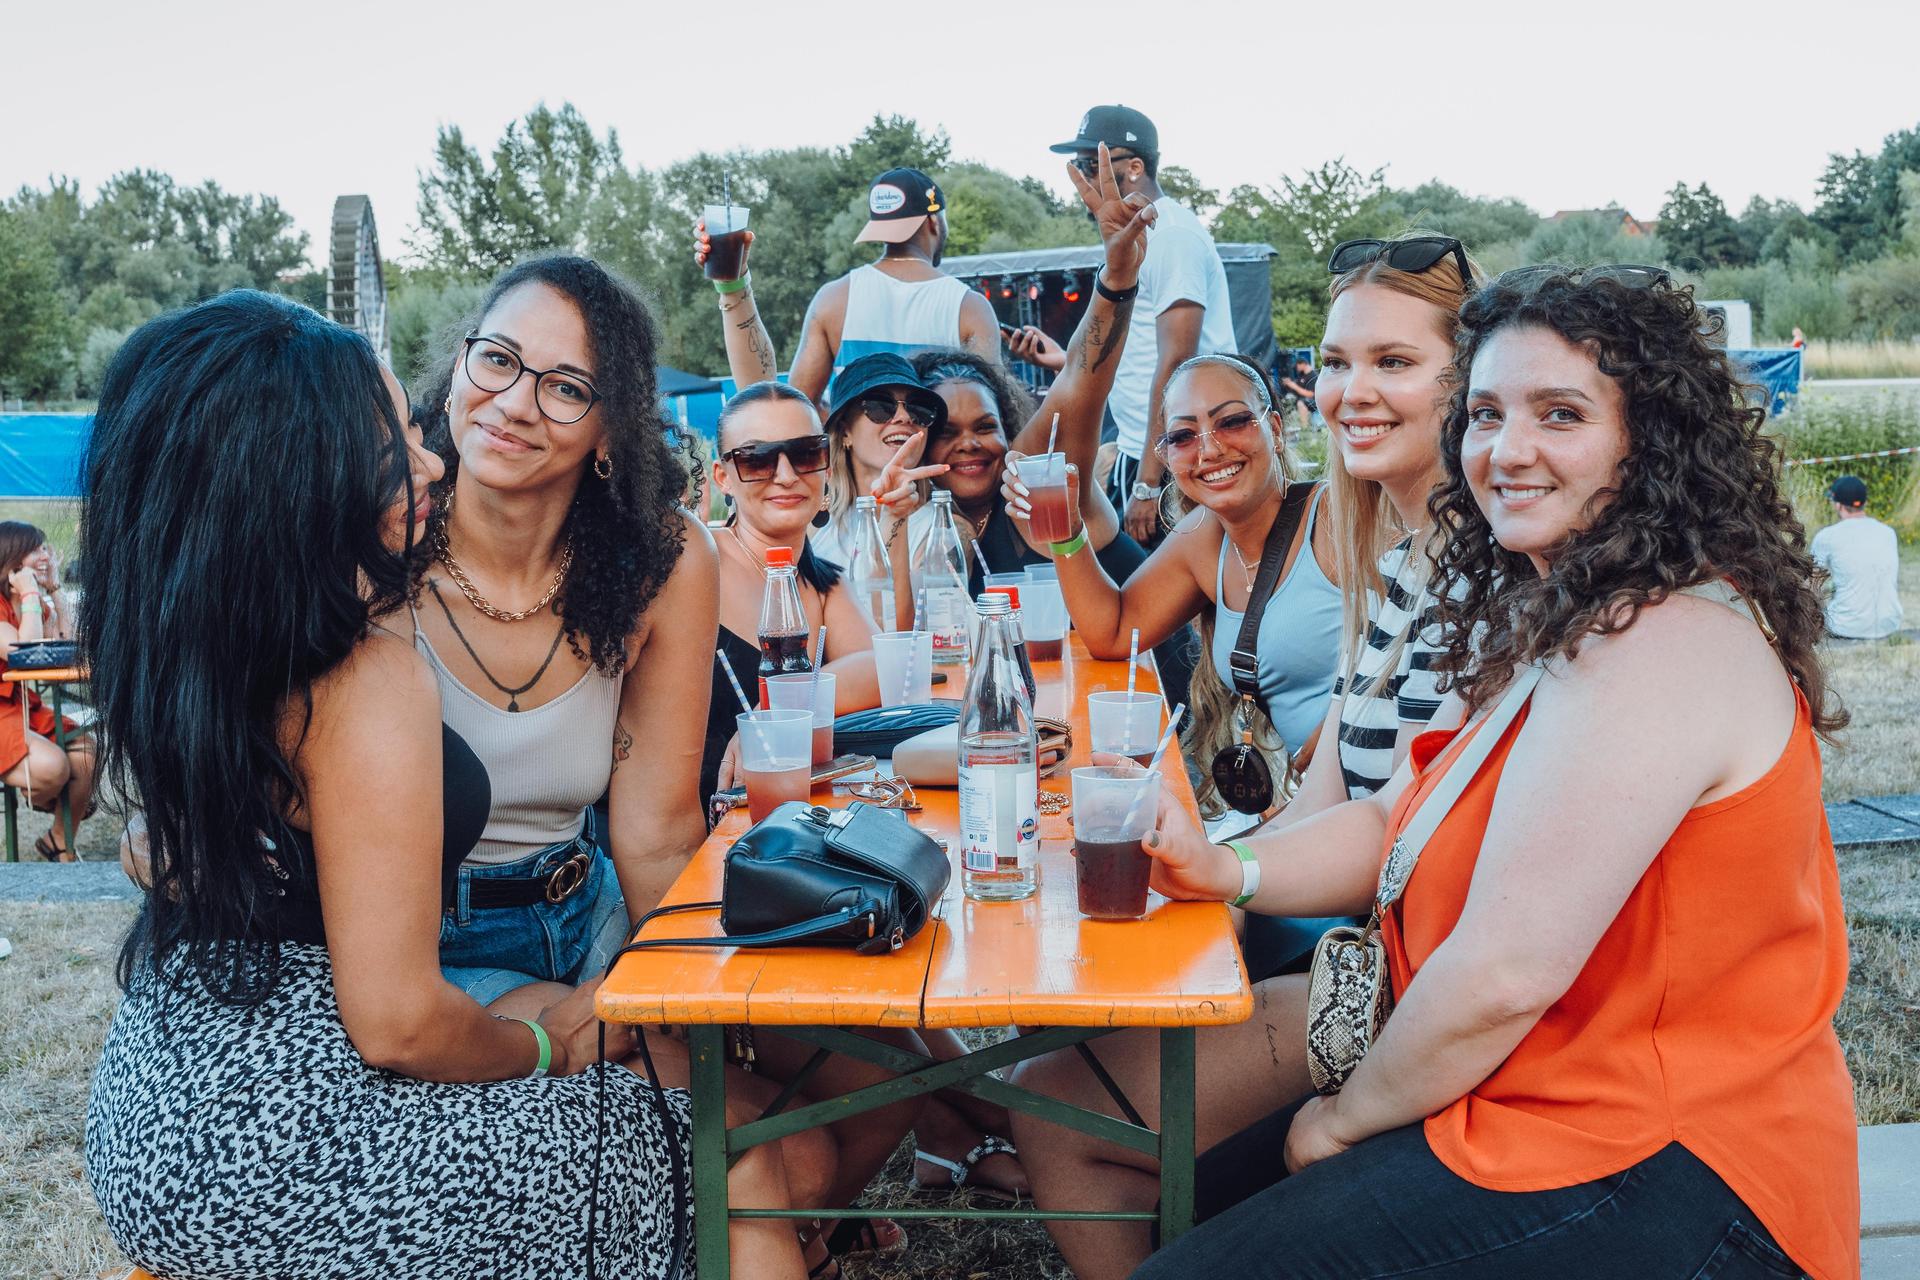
[
  {"xmin": 812, "ymin": 487, "xmax": 831, "ymax": 529},
  {"xmin": 594, "ymin": 454, "xmax": 613, "ymax": 480}
]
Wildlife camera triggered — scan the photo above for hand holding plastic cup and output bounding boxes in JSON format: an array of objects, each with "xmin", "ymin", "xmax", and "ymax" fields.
[
  {"xmin": 1017, "ymin": 451, "xmax": 1074, "ymax": 544},
  {"xmin": 873, "ymin": 630, "xmax": 934, "ymax": 706},
  {"xmin": 702, "ymin": 204, "xmax": 752, "ymax": 280},
  {"xmin": 766, "ymin": 671, "xmax": 836, "ymax": 765},
  {"xmin": 1089, "ymin": 691, "xmax": 1163, "ymax": 764},
  {"xmin": 736, "ymin": 709, "xmax": 812, "ymax": 822},
  {"xmin": 1071, "ymin": 766, "xmax": 1161, "ymax": 920}
]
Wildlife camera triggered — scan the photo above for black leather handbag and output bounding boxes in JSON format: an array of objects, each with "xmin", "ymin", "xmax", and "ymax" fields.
[{"xmin": 617, "ymin": 800, "xmax": 950, "ymax": 956}]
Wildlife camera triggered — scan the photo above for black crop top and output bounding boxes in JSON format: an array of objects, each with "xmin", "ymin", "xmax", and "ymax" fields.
[{"xmin": 265, "ymin": 723, "xmax": 492, "ymax": 945}]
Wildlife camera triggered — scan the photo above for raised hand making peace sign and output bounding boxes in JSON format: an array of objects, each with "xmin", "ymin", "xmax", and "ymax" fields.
[{"xmin": 1066, "ymin": 141, "xmax": 1157, "ymax": 290}]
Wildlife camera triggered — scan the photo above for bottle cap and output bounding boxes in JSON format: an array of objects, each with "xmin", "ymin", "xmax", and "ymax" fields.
[
  {"xmin": 766, "ymin": 546, "xmax": 795, "ymax": 568},
  {"xmin": 997, "ymin": 584, "xmax": 1021, "ymax": 610},
  {"xmin": 855, "ymin": 495, "xmax": 877, "ymax": 510},
  {"xmin": 977, "ymin": 593, "xmax": 1012, "ymax": 616}
]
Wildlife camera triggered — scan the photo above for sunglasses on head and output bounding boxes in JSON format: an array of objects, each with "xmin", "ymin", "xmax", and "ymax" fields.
[
  {"xmin": 720, "ymin": 434, "xmax": 830, "ymax": 483},
  {"xmin": 857, "ymin": 394, "xmax": 938, "ymax": 430},
  {"xmin": 1327, "ymin": 237, "xmax": 1473, "ymax": 285},
  {"xmin": 1495, "ymin": 263, "xmax": 1671, "ymax": 291}
]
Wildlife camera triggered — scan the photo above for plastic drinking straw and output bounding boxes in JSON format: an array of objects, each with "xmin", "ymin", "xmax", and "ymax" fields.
[
  {"xmin": 973, "ymin": 539, "xmax": 993, "ymax": 585},
  {"xmin": 1119, "ymin": 702, "xmax": 1186, "ymax": 834},
  {"xmin": 903, "ymin": 587, "xmax": 927, "ymax": 703},
  {"xmin": 1123, "ymin": 628, "xmax": 1142, "ymax": 754},
  {"xmin": 716, "ymin": 647, "xmax": 774, "ymax": 757},
  {"xmin": 1045, "ymin": 411, "xmax": 1060, "ymax": 458},
  {"xmin": 808, "ymin": 625, "xmax": 828, "ymax": 716},
  {"xmin": 721, "ymin": 171, "xmax": 731, "ymax": 229}
]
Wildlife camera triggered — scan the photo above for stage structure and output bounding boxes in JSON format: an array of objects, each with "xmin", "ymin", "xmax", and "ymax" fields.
[
  {"xmin": 941, "ymin": 242, "xmax": 1280, "ymax": 389},
  {"xmin": 327, "ymin": 195, "xmax": 390, "ymax": 366}
]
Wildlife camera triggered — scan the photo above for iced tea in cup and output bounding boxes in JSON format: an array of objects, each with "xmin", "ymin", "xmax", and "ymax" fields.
[
  {"xmin": 702, "ymin": 205, "xmax": 752, "ymax": 280},
  {"xmin": 1021, "ymin": 568, "xmax": 1068, "ymax": 661},
  {"xmin": 737, "ymin": 709, "xmax": 812, "ymax": 822},
  {"xmin": 1071, "ymin": 766, "xmax": 1160, "ymax": 920},
  {"xmin": 872, "ymin": 630, "xmax": 934, "ymax": 706},
  {"xmin": 1089, "ymin": 691, "xmax": 1163, "ymax": 766},
  {"xmin": 767, "ymin": 672, "xmax": 837, "ymax": 766},
  {"xmin": 1018, "ymin": 452, "xmax": 1073, "ymax": 544}
]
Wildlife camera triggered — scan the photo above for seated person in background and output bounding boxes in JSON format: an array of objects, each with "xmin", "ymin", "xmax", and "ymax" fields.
[
  {"xmin": 84, "ymin": 289, "xmax": 816, "ymax": 1280},
  {"xmin": 1133, "ymin": 267, "xmax": 1858, "ymax": 1280},
  {"xmin": 0, "ymin": 520, "xmax": 93, "ymax": 860},
  {"xmin": 1278, "ymin": 354, "xmax": 1318, "ymax": 435},
  {"xmin": 1811, "ymin": 473, "xmax": 1904, "ymax": 639}
]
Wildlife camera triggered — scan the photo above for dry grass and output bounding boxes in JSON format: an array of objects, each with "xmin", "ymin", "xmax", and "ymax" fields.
[{"xmin": 1804, "ymin": 339, "xmax": 1920, "ymax": 381}]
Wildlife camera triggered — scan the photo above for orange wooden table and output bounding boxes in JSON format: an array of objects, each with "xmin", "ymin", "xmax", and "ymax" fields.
[
  {"xmin": 598, "ymin": 637, "xmax": 1252, "ymax": 1277},
  {"xmin": 2, "ymin": 665, "xmax": 85, "ymax": 860}
]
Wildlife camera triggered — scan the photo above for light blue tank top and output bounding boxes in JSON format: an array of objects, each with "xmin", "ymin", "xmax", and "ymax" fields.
[{"xmin": 1208, "ymin": 486, "xmax": 1342, "ymax": 755}]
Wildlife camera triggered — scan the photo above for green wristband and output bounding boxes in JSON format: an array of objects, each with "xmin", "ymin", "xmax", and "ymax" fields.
[
  {"xmin": 712, "ymin": 275, "xmax": 750, "ymax": 294},
  {"xmin": 1226, "ymin": 839, "xmax": 1262, "ymax": 908},
  {"xmin": 510, "ymin": 1016, "xmax": 552, "ymax": 1078},
  {"xmin": 1048, "ymin": 528, "xmax": 1089, "ymax": 558}
]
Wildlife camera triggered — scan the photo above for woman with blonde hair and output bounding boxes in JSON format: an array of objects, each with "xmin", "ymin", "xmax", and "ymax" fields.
[{"xmin": 1006, "ymin": 234, "xmax": 1481, "ymax": 1280}]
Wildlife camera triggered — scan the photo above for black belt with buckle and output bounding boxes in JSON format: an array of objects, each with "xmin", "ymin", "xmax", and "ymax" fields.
[{"xmin": 470, "ymin": 849, "xmax": 594, "ymax": 910}]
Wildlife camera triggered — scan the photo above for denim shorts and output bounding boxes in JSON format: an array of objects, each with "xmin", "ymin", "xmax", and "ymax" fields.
[{"xmin": 439, "ymin": 808, "xmax": 629, "ymax": 1006}]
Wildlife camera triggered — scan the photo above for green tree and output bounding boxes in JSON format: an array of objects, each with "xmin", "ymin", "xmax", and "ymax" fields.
[
  {"xmin": 846, "ymin": 114, "xmax": 951, "ymax": 184},
  {"xmin": 1158, "ymin": 165, "xmax": 1220, "ymax": 220},
  {"xmin": 0, "ymin": 209, "xmax": 76, "ymax": 400},
  {"xmin": 1815, "ymin": 150, "xmax": 1882, "ymax": 262},
  {"xmin": 1373, "ymin": 180, "xmax": 1539, "ymax": 250},
  {"xmin": 413, "ymin": 103, "xmax": 608, "ymax": 274},
  {"xmin": 1522, "ymin": 211, "xmax": 1666, "ymax": 268},
  {"xmin": 1657, "ymin": 182, "xmax": 1745, "ymax": 268}
]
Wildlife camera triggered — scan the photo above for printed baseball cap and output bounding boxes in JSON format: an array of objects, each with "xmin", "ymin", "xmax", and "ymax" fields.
[
  {"xmin": 1828, "ymin": 475, "xmax": 1868, "ymax": 507},
  {"xmin": 1049, "ymin": 105, "xmax": 1159, "ymax": 156},
  {"xmin": 855, "ymin": 167, "xmax": 945, "ymax": 245}
]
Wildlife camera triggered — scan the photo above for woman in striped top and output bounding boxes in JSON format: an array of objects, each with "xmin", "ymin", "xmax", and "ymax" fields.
[{"xmin": 1010, "ymin": 234, "xmax": 1480, "ymax": 1280}]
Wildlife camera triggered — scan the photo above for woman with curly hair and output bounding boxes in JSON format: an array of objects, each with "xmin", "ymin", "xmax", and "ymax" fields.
[
  {"xmin": 409, "ymin": 255, "xmax": 721, "ymax": 1012},
  {"xmin": 1130, "ymin": 267, "xmax": 1856, "ymax": 1280}
]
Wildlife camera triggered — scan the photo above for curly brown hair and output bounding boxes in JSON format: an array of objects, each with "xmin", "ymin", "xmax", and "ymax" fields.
[
  {"xmin": 1427, "ymin": 269, "xmax": 1845, "ymax": 738},
  {"xmin": 415, "ymin": 255, "xmax": 689, "ymax": 676}
]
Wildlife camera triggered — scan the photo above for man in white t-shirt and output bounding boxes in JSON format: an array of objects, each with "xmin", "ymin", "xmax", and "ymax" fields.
[
  {"xmin": 1050, "ymin": 106, "xmax": 1235, "ymax": 544},
  {"xmin": 1811, "ymin": 475, "xmax": 1904, "ymax": 639}
]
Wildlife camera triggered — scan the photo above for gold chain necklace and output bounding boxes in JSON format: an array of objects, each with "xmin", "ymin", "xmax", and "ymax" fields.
[
  {"xmin": 435, "ymin": 521, "xmax": 573, "ymax": 624},
  {"xmin": 1228, "ymin": 537, "xmax": 1258, "ymax": 596}
]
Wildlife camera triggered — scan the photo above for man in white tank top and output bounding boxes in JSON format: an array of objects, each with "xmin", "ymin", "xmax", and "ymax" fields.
[{"xmin": 789, "ymin": 167, "xmax": 1002, "ymax": 403}]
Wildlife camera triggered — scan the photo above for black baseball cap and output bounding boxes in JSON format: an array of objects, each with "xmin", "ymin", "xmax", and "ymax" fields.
[
  {"xmin": 824, "ymin": 354, "xmax": 948, "ymax": 434},
  {"xmin": 855, "ymin": 168, "xmax": 945, "ymax": 245},
  {"xmin": 1828, "ymin": 475, "xmax": 1868, "ymax": 507},
  {"xmin": 1050, "ymin": 105, "xmax": 1159, "ymax": 157}
]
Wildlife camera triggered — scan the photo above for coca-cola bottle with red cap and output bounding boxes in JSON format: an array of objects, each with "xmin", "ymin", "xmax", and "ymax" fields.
[{"xmin": 756, "ymin": 545, "xmax": 812, "ymax": 707}]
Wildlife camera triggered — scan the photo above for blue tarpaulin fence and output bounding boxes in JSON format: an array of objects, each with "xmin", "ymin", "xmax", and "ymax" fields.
[{"xmin": 0, "ymin": 415, "xmax": 88, "ymax": 498}]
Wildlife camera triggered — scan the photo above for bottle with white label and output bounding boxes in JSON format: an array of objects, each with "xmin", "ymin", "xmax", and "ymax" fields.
[
  {"xmin": 921, "ymin": 491, "xmax": 971, "ymax": 666},
  {"xmin": 958, "ymin": 594, "xmax": 1038, "ymax": 901},
  {"xmin": 847, "ymin": 495, "xmax": 896, "ymax": 631}
]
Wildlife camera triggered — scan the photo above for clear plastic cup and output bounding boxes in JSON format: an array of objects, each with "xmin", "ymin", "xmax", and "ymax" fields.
[
  {"xmin": 1017, "ymin": 452, "xmax": 1073, "ymax": 545},
  {"xmin": 1021, "ymin": 568, "xmax": 1068, "ymax": 659},
  {"xmin": 872, "ymin": 630, "xmax": 934, "ymax": 706},
  {"xmin": 766, "ymin": 672, "xmax": 837, "ymax": 765},
  {"xmin": 702, "ymin": 205, "xmax": 752, "ymax": 280},
  {"xmin": 736, "ymin": 709, "xmax": 812, "ymax": 822},
  {"xmin": 1088, "ymin": 691, "xmax": 1163, "ymax": 764},
  {"xmin": 1070, "ymin": 766, "xmax": 1161, "ymax": 919}
]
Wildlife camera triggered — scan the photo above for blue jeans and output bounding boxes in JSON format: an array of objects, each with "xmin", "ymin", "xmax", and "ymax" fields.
[
  {"xmin": 1138, "ymin": 1103, "xmax": 1805, "ymax": 1279},
  {"xmin": 439, "ymin": 809, "xmax": 628, "ymax": 1006}
]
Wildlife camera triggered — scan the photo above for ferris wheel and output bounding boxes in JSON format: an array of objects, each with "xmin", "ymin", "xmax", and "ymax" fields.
[{"xmin": 326, "ymin": 195, "xmax": 390, "ymax": 366}]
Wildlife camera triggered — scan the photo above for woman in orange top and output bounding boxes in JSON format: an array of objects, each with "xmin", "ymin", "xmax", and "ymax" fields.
[
  {"xmin": 1133, "ymin": 269, "xmax": 1857, "ymax": 1279},
  {"xmin": 0, "ymin": 520, "xmax": 93, "ymax": 859}
]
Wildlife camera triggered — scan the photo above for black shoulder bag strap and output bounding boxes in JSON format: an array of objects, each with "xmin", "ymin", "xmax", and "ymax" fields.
[{"xmin": 1227, "ymin": 480, "xmax": 1318, "ymax": 723}]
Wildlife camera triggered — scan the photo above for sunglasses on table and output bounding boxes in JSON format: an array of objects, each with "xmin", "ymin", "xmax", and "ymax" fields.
[
  {"xmin": 1154, "ymin": 409, "xmax": 1267, "ymax": 462},
  {"xmin": 856, "ymin": 394, "xmax": 938, "ymax": 429},
  {"xmin": 1327, "ymin": 236, "xmax": 1474, "ymax": 284},
  {"xmin": 721, "ymin": 434, "xmax": 831, "ymax": 483}
]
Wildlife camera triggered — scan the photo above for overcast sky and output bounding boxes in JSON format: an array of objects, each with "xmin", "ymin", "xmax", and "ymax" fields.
[{"xmin": 5, "ymin": 0, "xmax": 1915, "ymax": 269}]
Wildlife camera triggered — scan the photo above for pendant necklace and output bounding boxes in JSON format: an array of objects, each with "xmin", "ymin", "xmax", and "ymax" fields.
[{"xmin": 428, "ymin": 580, "xmax": 566, "ymax": 712}]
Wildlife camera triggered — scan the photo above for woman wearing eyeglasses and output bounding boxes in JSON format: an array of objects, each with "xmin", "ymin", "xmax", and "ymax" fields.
[{"xmin": 1006, "ymin": 234, "xmax": 1481, "ymax": 1280}]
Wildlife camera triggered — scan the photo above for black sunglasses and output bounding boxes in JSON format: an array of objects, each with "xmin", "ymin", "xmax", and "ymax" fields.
[
  {"xmin": 721, "ymin": 434, "xmax": 831, "ymax": 483},
  {"xmin": 1327, "ymin": 237, "xmax": 1473, "ymax": 287},
  {"xmin": 1074, "ymin": 150, "xmax": 1142, "ymax": 176},
  {"xmin": 857, "ymin": 394, "xmax": 937, "ymax": 429},
  {"xmin": 1495, "ymin": 263, "xmax": 1671, "ymax": 291}
]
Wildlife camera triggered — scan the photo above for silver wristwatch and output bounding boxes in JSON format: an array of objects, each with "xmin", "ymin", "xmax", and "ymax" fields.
[{"xmin": 1129, "ymin": 480, "xmax": 1160, "ymax": 504}]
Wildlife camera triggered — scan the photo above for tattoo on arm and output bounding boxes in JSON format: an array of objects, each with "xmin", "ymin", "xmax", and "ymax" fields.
[
  {"xmin": 741, "ymin": 319, "xmax": 777, "ymax": 379},
  {"xmin": 612, "ymin": 720, "xmax": 634, "ymax": 772},
  {"xmin": 1078, "ymin": 299, "xmax": 1135, "ymax": 374}
]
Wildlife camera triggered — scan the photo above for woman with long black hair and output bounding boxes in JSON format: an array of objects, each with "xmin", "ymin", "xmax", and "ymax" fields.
[{"xmin": 83, "ymin": 290, "xmax": 812, "ymax": 1277}]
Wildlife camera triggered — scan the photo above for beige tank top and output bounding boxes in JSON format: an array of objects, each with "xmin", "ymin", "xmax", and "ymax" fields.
[{"xmin": 416, "ymin": 626, "xmax": 622, "ymax": 866}]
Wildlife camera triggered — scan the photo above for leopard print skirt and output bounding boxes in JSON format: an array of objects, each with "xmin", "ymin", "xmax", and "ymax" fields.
[{"xmin": 86, "ymin": 942, "xmax": 691, "ymax": 1279}]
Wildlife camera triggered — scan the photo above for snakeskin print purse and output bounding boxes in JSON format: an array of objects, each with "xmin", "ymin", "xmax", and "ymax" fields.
[{"xmin": 1305, "ymin": 662, "xmax": 1544, "ymax": 1094}]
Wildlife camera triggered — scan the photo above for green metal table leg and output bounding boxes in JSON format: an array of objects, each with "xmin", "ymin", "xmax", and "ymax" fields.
[
  {"xmin": 1158, "ymin": 1026, "xmax": 1196, "ymax": 1246},
  {"xmin": 51, "ymin": 682, "xmax": 74, "ymax": 860},
  {"xmin": 689, "ymin": 1023, "xmax": 731, "ymax": 1280},
  {"xmin": 4, "ymin": 781, "xmax": 15, "ymax": 861}
]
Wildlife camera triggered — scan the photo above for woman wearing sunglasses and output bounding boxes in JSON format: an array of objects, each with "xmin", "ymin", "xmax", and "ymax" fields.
[
  {"xmin": 1130, "ymin": 266, "xmax": 1854, "ymax": 1280},
  {"xmin": 1005, "ymin": 234, "xmax": 1481, "ymax": 1280}
]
